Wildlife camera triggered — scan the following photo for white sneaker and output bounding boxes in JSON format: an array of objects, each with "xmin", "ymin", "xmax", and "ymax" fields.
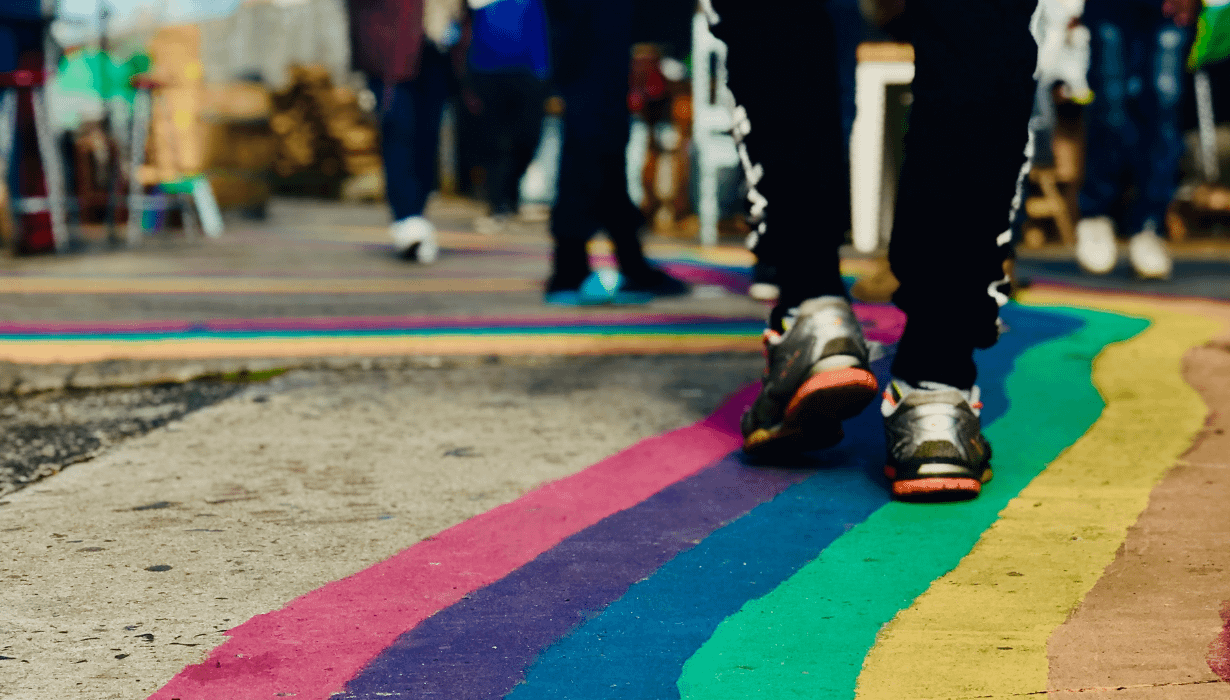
[
  {"xmin": 747, "ymin": 282, "xmax": 780, "ymax": 302},
  {"xmin": 1075, "ymin": 216, "xmax": 1117, "ymax": 275},
  {"xmin": 391, "ymin": 216, "xmax": 439, "ymax": 264},
  {"xmin": 1128, "ymin": 229, "xmax": 1172, "ymax": 279}
]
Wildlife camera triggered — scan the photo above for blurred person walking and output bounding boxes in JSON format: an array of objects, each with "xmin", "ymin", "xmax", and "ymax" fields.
[
  {"xmin": 727, "ymin": 0, "xmax": 1197, "ymax": 500},
  {"xmin": 540, "ymin": 0, "xmax": 690, "ymax": 305},
  {"xmin": 347, "ymin": 0, "xmax": 466, "ymax": 263},
  {"xmin": 1074, "ymin": 0, "xmax": 1196, "ymax": 279},
  {"xmin": 465, "ymin": 0, "xmax": 551, "ymax": 235},
  {"xmin": 720, "ymin": 0, "xmax": 1032, "ymax": 501},
  {"xmin": 0, "ymin": 1, "xmax": 54, "ymax": 252}
]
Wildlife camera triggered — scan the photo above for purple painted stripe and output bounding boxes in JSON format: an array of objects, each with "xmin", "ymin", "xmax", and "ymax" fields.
[{"xmin": 335, "ymin": 455, "xmax": 810, "ymax": 700}]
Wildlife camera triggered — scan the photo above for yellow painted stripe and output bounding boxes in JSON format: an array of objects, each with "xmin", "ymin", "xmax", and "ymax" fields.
[
  {"xmin": 855, "ymin": 292, "xmax": 1223, "ymax": 700},
  {"xmin": 0, "ymin": 277, "xmax": 539, "ymax": 295},
  {"xmin": 0, "ymin": 333, "xmax": 762, "ymax": 364}
]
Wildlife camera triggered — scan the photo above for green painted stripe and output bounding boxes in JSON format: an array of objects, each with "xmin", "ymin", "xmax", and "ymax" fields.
[{"xmin": 676, "ymin": 306, "xmax": 1148, "ymax": 700}]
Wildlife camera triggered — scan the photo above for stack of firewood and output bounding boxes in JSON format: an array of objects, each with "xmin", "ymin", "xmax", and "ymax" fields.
[{"xmin": 270, "ymin": 65, "xmax": 380, "ymax": 198}]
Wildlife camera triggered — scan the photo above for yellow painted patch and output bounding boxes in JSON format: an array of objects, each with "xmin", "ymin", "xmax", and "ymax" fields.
[
  {"xmin": 0, "ymin": 333, "xmax": 762, "ymax": 364},
  {"xmin": 855, "ymin": 293, "xmax": 1223, "ymax": 700}
]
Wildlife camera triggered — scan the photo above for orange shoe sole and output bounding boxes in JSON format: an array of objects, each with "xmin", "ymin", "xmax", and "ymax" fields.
[
  {"xmin": 888, "ymin": 467, "xmax": 994, "ymax": 502},
  {"xmin": 742, "ymin": 367, "xmax": 877, "ymax": 459},
  {"xmin": 783, "ymin": 367, "xmax": 879, "ymax": 426}
]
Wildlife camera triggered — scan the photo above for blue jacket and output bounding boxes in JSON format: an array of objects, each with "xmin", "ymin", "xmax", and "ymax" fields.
[{"xmin": 469, "ymin": 0, "xmax": 550, "ymax": 79}]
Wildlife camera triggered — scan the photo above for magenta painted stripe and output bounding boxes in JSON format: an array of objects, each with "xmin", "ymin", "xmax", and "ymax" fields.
[
  {"xmin": 660, "ymin": 262, "xmax": 754, "ymax": 295},
  {"xmin": 853, "ymin": 303, "xmax": 905, "ymax": 343},
  {"xmin": 147, "ymin": 383, "xmax": 758, "ymax": 700}
]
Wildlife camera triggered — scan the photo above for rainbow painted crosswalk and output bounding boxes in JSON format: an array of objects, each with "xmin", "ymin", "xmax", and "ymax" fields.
[{"xmin": 143, "ymin": 290, "xmax": 1230, "ymax": 700}]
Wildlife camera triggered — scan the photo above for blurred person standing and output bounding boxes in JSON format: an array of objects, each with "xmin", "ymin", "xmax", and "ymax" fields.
[
  {"xmin": 0, "ymin": 1, "xmax": 56, "ymax": 253},
  {"xmin": 465, "ymin": 0, "xmax": 551, "ymax": 235},
  {"xmin": 1075, "ymin": 0, "xmax": 1196, "ymax": 279},
  {"xmin": 540, "ymin": 0, "xmax": 691, "ymax": 305},
  {"xmin": 347, "ymin": 0, "xmax": 465, "ymax": 263}
]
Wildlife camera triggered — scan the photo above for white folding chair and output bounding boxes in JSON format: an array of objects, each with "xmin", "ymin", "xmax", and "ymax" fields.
[{"xmin": 690, "ymin": 11, "xmax": 740, "ymax": 248}]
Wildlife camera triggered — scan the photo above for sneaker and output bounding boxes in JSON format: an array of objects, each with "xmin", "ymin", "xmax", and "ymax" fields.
[
  {"xmin": 1075, "ymin": 216, "xmax": 1116, "ymax": 275},
  {"xmin": 544, "ymin": 270, "xmax": 654, "ymax": 306},
  {"xmin": 881, "ymin": 379, "xmax": 992, "ymax": 501},
  {"xmin": 741, "ymin": 296, "xmax": 879, "ymax": 458},
  {"xmin": 1128, "ymin": 229, "xmax": 1172, "ymax": 279},
  {"xmin": 391, "ymin": 216, "xmax": 439, "ymax": 263}
]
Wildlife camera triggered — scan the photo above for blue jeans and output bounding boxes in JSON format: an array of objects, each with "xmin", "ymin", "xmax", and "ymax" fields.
[
  {"xmin": 368, "ymin": 46, "xmax": 451, "ymax": 222},
  {"xmin": 1080, "ymin": 1, "xmax": 1190, "ymax": 235}
]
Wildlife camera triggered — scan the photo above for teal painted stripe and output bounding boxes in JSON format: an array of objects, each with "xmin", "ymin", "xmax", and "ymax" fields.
[{"xmin": 676, "ymin": 306, "xmax": 1148, "ymax": 700}]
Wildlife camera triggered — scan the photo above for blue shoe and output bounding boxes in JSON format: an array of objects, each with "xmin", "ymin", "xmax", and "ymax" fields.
[{"xmin": 544, "ymin": 271, "xmax": 653, "ymax": 306}]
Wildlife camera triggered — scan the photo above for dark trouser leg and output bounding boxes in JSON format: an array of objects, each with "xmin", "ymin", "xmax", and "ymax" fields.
[
  {"xmin": 1130, "ymin": 21, "xmax": 1189, "ymax": 234},
  {"xmin": 370, "ymin": 48, "xmax": 450, "ymax": 222},
  {"xmin": 474, "ymin": 71, "xmax": 547, "ymax": 215},
  {"xmin": 549, "ymin": 141, "xmax": 603, "ymax": 289},
  {"xmin": 708, "ymin": 0, "xmax": 848, "ymax": 311},
  {"xmin": 547, "ymin": 133, "xmax": 596, "ymax": 289},
  {"xmin": 548, "ymin": 0, "xmax": 648, "ymax": 289},
  {"xmin": 596, "ymin": 148, "xmax": 653, "ymax": 278},
  {"xmin": 1078, "ymin": 10, "xmax": 1134, "ymax": 222},
  {"xmin": 409, "ymin": 47, "xmax": 450, "ymax": 217},
  {"xmin": 474, "ymin": 71, "xmax": 516, "ymax": 215},
  {"xmin": 550, "ymin": 133, "xmax": 649, "ymax": 290},
  {"xmin": 371, "ymin": 78, "xmax": 417, "ymax": 222},
  {"xmin": 888, "ymin": 0, "xmax": 1037, "ymax": 389},
  {"xmin": 506, "ymin": 76, "xmax": 547, "ymax": 213}
]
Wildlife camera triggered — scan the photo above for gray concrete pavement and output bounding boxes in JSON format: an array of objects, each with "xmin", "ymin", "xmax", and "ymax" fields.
[{"xmin": 0, "ymin": 354, "xmax": 757, "ymax": 699}]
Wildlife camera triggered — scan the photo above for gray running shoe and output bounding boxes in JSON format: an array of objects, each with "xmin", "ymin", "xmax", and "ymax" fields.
[
  {"xmin": 741, "ymin": 296, "xmax": 878, "ymax": 458},
  {"xmin": 881, "ymin": 379, "xmax": 992, "ymax": 501}
]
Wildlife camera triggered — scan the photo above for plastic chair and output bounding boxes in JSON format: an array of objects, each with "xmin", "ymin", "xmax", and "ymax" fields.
[{"xmin": 125, "ymin": 74, "xmax": 223, "ymax": 244}]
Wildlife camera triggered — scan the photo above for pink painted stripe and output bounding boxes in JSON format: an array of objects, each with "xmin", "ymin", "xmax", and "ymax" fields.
[{"xmin": 148, "ymin": 383, "xmax": 758, "ymax": 700}]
